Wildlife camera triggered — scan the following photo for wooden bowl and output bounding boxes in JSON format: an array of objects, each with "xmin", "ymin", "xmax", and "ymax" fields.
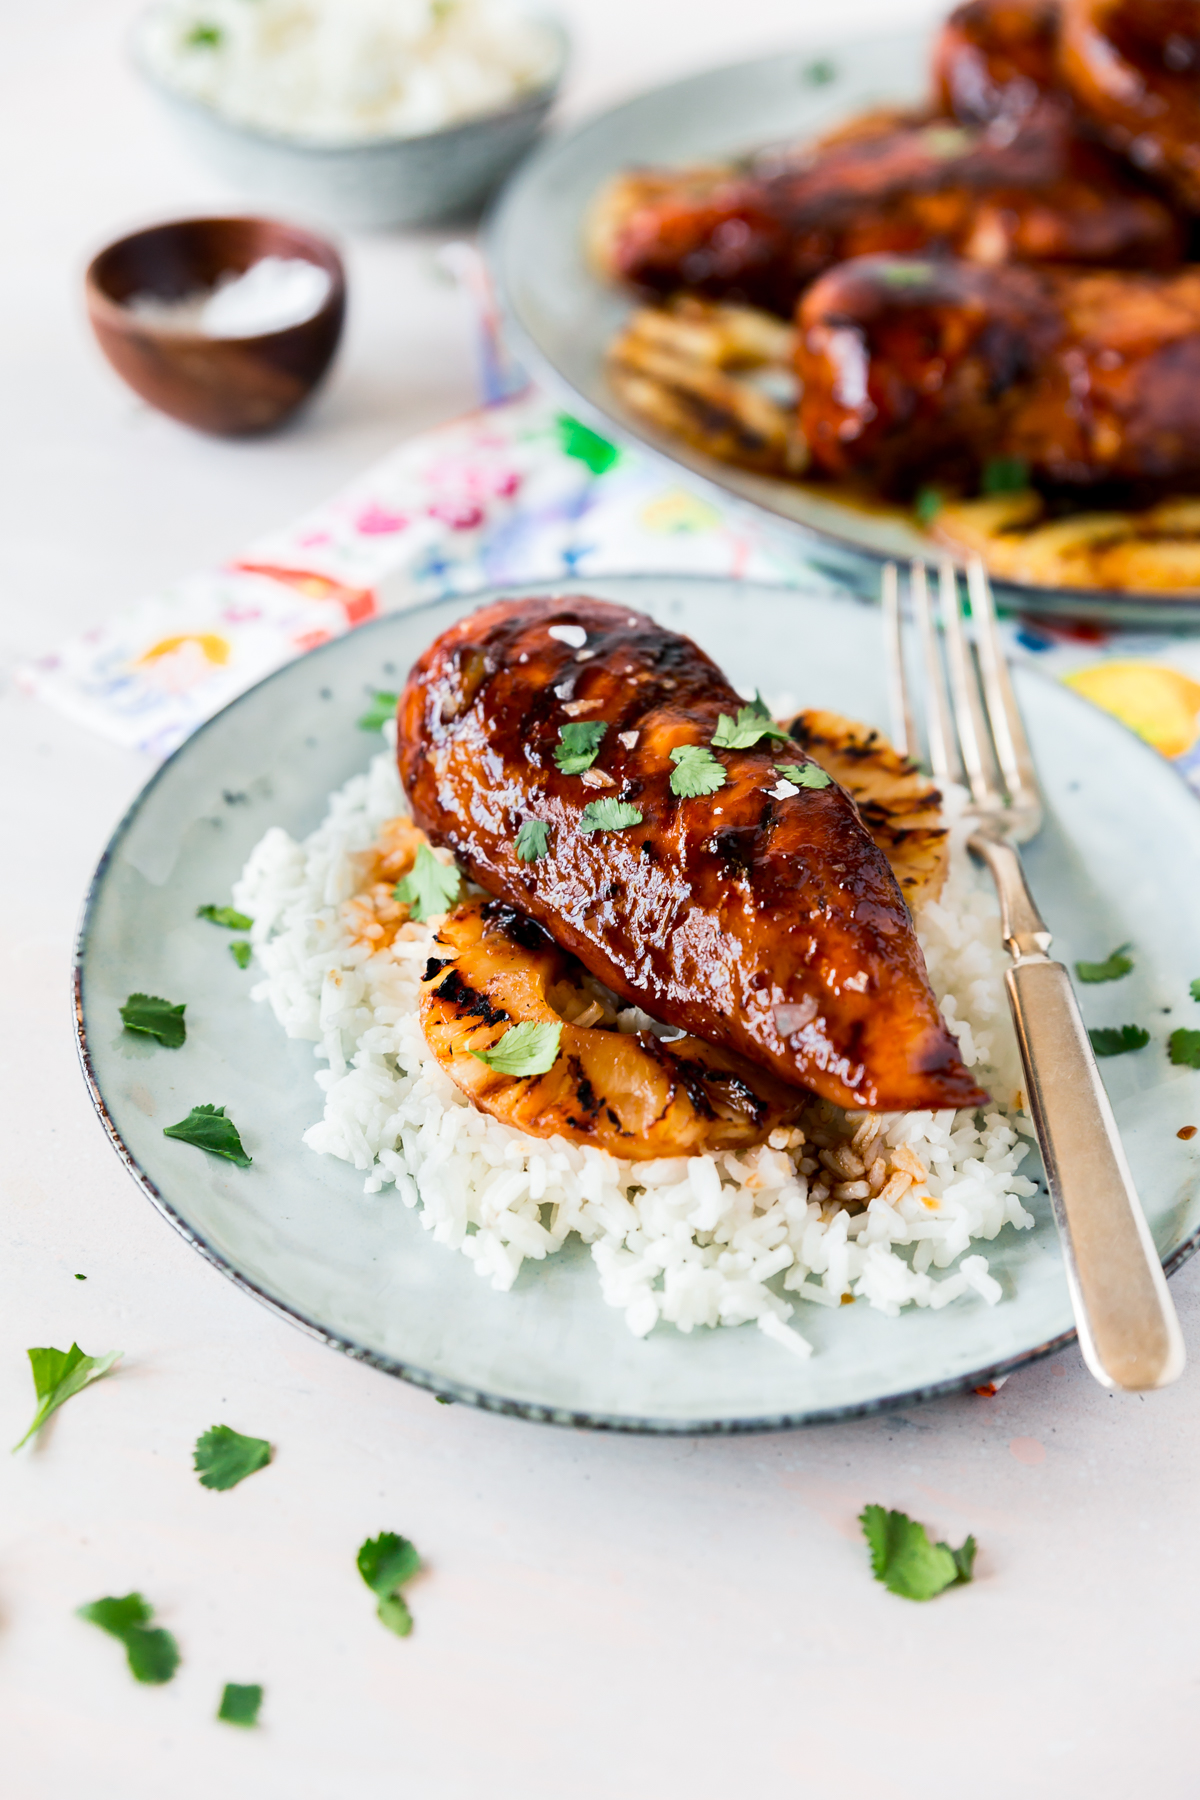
[{"xmin": 85, "ymin": 216, "xmax": 346, "ymax": 436}]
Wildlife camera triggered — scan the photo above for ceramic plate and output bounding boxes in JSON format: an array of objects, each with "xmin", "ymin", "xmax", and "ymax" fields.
[
  {"xmin": 487, "ymin": 33, "xmax": 1200, "ymax": 625},
  {"xmin": 75, "ymin": 577, "xmax": 1200, "ymax": 1430}
]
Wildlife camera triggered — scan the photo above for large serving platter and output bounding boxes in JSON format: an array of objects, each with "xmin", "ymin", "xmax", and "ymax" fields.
[
  {"xmin": 488, "ymin": 32, "xmax": 1200, "ymax": 624},
  {"xmin": 75, "ymin": 576, "xmax": 1200, "ymax": 1430}
]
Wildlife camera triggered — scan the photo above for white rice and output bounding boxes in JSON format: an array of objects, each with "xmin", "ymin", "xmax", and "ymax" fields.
[{"xmin": 233, "ymin": 728, "xmax": 1039, "ymax": 1357}]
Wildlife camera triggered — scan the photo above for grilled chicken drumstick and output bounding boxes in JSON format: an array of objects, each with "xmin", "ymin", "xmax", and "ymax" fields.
[
  {"xmin": 934, "ymin": 0, "xmax": 1065, "ymax": 127},
  {"xmin": 797, "ymin": 253, "xmax": 1200, "ymax": 495},
  {"xmin": 1061, "ymin": 0, "xmax": 1200, "ymax": 209},
  {"xmin": 398, "ymin": 596, "xmax": 984, "ymax": 1113}
]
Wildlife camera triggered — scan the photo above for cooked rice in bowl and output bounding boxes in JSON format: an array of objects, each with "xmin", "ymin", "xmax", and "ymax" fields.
[{"xmin": 232, "ymin": 726, "xmax": 1040, "ymax": 1359}]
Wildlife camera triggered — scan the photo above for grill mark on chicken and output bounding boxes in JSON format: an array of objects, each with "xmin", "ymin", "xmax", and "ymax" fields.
[{"xmin": 398, "ymin": 595, "xmax": 984, "ymax": 1112}]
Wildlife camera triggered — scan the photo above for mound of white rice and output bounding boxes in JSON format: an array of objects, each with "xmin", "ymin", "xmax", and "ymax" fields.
[{"xmin": 233, "ymin": 729, "xmax": 1039, "ymax": 1358}]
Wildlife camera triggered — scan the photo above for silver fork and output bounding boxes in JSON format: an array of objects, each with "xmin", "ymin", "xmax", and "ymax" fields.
[{"xmin": 883, "ymin": 557, "xmax": 1185, "ymax": 1392}]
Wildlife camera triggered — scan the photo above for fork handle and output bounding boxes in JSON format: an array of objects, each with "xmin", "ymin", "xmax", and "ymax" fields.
[{"xmin": 973, "ymin": 836, "xmax": 1186, "ymax": 1390}]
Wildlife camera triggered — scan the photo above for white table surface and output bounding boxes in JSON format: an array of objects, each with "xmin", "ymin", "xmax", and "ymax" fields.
[{"xmin": 4, "ymin": 4, "xmax": 1199, "ymax": 1796}]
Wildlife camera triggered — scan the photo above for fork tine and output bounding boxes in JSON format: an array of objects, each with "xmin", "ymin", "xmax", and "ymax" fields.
[
  {"xmin": 881, "ymin": 561, "xmax": 915, "ymax": 759},
  {"xmin": 909, "ymin": 561, "xmax": 961, "ymax": 785},
  {"xmin": 939, "ymin": 559, "xmax": 997, "ymax": 808},
  {"xmin": 966, "ymin": 557, "xmax": 1040, "ymax": 807}
]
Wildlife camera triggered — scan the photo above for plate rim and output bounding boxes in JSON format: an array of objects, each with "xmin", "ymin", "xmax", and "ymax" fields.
[
  {"xmin": 72, "ymin": 575, "xmax": 1200, "ymax": 1432},
  {"xmin": 485, "ymin": 33, "xmax": 1200, "ymax": 620}
]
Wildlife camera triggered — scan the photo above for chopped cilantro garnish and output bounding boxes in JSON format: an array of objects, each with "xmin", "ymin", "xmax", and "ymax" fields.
[
  {"xmin": 77, "ymin": 1593, "xmax": 180, "ymax": 1684},
  {"xmin": 579, "ymin": 799, "xmax": 643, "ymax": 833},
  {"xmin": 197, "ymin": 904, "xmax": 253, "ymax": 931},
  {"xmin": 1074, "ymin": 944, "xmax": 1133, "ymax": 984},
  {"xmin": 472, "ymin": 1021, "xmax": 562, "ymax": 1076},
  {"xmin": 1089, "ymin": 1025, "xmax": 1150, "ymax": 1057},
  {"xmin": 357, "ymin": 690, "xmax": 399, "ymax": 731},
  {"xmin": 218, "ymin": 1683, "xmax": 263, "ymax": 1727},
  {"xmin": 860, "ymin": 1505, "xmax": 976, "ymax": 1601},
  {"xmin": 194, "ymin": 1424, "xmax": 272, "ymax": 1491},
  {"xmin": 230, "ymin": 940, "xmax": 252, "ymax": 970},
  {"xmin": 163, "ymin": 1104, "xmax": 252, "ymax": 1167},
  {"xmin": 915, "ymin": 485, "xmax": 944, "ymax": 526},
  {"xmin": 12, "ymin": 1344, "xmax": 121, "ymax": 1452},
  {"xmin": 711, "ymin": 695, "xmax": 789, "ymax": 750},
  {"xmin": 1168, "ymin": 1029, "xmax": 1200, "ymax": 1069},
  {"xmin": 1190, "ymin": 978, "xmax": 1200, "ymax": 1002},
  {"xmin": 120, "ymin": 992, "xmax": 187, "ymax": 1048},
  {"xmin": 774, "ymin": 763, "xmax": 833, "ymax": 789},
  {"xmin": 394, "ymin": 843, "xmax": 461, "ymax": 921},
  {"xmin": 982, "ymin": 455, "xmax": 1031, "ymax": 495},
  {"xmin": 358, "ymin": 1532, "xmax": 422, "ymax": 1637},
  {"xmin": 669, "ymin": 744, "xmax": 727, "ymax": 798},
  {"xmin": 879, "ymin": 260, "xmax": 936, "ymax": 289},
  {"xmin": 803, "ymin": 57, "xmax": 836, "ymax": 84},
  {"xmin": 515, "ymin": 819, "xmax": 550, "ymax": 862},
  {"xmin": 186, "ymin": 22, "xmax": 222, "ymax": 48},
  {"xmin": 554, "ymin": 720, "xmax": 608, "ymax": 774}
]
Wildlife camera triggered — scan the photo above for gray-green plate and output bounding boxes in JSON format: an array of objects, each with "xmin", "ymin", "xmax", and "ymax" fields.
[
  {"xmin": 487, "ymin": 32, "xmax": 1200, "ymax": 624},
  {"xmin": 75, "ymin": 577, "xmax": 1200, "ymax": 1430}
]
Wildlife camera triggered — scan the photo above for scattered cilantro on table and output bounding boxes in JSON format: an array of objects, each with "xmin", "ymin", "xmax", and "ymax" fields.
[
  {"xmin": 186, "ymin": 23, "xmax": 222, "ymax": 48},
  {"xmin": 579, "ymin": 799, "xmax": 643, "ymax": 834},
  {"xmin": 1169, "ymin": 1029, "xmax": 1200, "ymax": 1069},
  {"xmin": 358, "ymin": 1532, "xmax": 422, "ymax": 1637},
  {"xmin": 194, "ymin": 1425, "xmax": 272, "ymax": 1491},
  {"xmin": 711, "ymin": 695, "xmax": 789, "ymax": 751},
  {"xmin": 1190, "ymin": 979, "xmax": 1200, "ymax": 1002},
  {"xmin": 554, "ymin": 720, "xmax": 607, "ymax": 774},
  {"xmin": 197, "ymin": 904, "xmax": 253, "ymax": 931},
  {"xmin": 669, "ymin": 744, "xmax": 727, "ymax": 798},
  {"xmin": 472, "ymin": 1021, "xmax": 562, "ymax": 1077},
  {"xmin": 357, "ymin": 690, "xmax": 399, "ymax": 732},
  {"xmin": 119, "ymin": 993, "xmax": 187, "ymax": 1048},
  {"xmin": 163, "ymin": 1104, "xmax": 252, "ymax": 1167},
  {"xmin": 229, "ymin": 941, "xmax": 252, "ymax": 970},
  {"xmin": 1074, "ymin": 944, "xmax": 1134, "ymax": 984},
  {"xmin": 77, "ymin": 1593, "xmax": 180, "ymax": 1684},
  {"xmin": 12, "ymin": 1344, "xmax": 121, "ymax": 1451},
  {"xmin": 1089, "ymin": 1025, "xmax": 1150, "ymax": 1057},
  {"xmin": 774, "ymin": 763, "xmax": 832, "ymax": 790},
  {"xmin": 515, "ymin": 819, "xmax": 550, "ymax": 862},
  {"xmin": 859, "ymin": 1505, "xmax": 976, "ymax": 1601},
  {"xmin": 394, "ymin": 843, "xmax": 461, "ymax": 921},
  {"xmin": 218, "ymin": 1683, "xmax": 263, "ymax": 1727}
]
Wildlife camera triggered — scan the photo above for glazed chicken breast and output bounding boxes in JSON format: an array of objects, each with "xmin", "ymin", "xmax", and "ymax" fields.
[
  {"xmin": 797, "ymin": 252, "xmax": 1200, "ymax": 495},
  {"xmin": 934, "ymin": 0, "xmax": 1066, "ymax": 126},
  {"xmin": 1061, "ymin": 0, "xmax": 1200, "ymax": 209},
  {"xmin": 397, "ymin": 596, "xmax": 984, "ymax": 1114},
  {"xmin": 592, "ymin": 99, "xmax": 1180, "ymax": 319}
]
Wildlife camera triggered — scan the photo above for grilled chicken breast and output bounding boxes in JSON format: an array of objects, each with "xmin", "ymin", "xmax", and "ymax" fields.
[
  {"xmin": 797, "ymin": 252, "xmax": 1200, "ymax": 495},
  {"xmin": 934, "ymin": 0, "xmax": 1065, "ymax": 126},
  {"xmin": 1062, "ymin": 0, "xmax": 1200, "ymax": 209},
  {"xmin": 397, "ymin": 596, "xmax": 984, "ymax": 1113}
]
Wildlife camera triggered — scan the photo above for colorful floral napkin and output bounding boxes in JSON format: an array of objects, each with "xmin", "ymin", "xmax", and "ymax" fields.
[{"xmin": 20, "ymin": 381, "xmax": 1200, "ymax": 790}]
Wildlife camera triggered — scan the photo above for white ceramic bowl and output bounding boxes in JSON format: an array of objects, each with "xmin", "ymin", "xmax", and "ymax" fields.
[{"xmin": 130, "ymin": 9, "xmax": 568, "ymax": 232}]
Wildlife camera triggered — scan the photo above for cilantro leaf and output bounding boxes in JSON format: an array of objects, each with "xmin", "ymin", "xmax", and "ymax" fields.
[
  {"xmin": 1074, "ymin": 944, "xmax": 1133, "ymax": 984},
  {"xmin": 1168, "ymin": 1029, "xmax": 1200, "ymax": 1069},
  {"xmin": 982, "ymin": 455, "xmax": 1030, "ymax": 495},
  {"xmin": 230, "ymin": 940, "xmax": 252, "ymax": 970},
  {"xmin": 163, "ymin": 1103, "xmax": 252, "ymax": 1167},
  {"xmin": 197, "ymin": 904, "xmax": 253, "ymax": 931},
  {"xmin": 186, "ymin": 23, "xmax": 222, "ymax": 48},
  {"xmin": 1088, "ymin": 1025, "xmax": 1150, "ymax": 1057},
  {"xmin": 394, "ymin": 842, "xmax": 461, "ymax": 921},
  {"xmin": 711, "ymin": 696, "xmax": 789, "ymax": 750},
  {"xmin": 12, "ymin": 1343, "xmax": 122, "ymax": 1451},
  {"xmin": 472, "ymin": 1021, "xmax": 562, "ymax": 1076},
  {"xmin": 119, "ymin": 993, "xmax": 186, "ymax": 1048},
  {"xmin": 358, "ymin": 1532, "xmax": 422, "ymax": 1635},
  {"xmin": 859, "ymin": 1505, "xmax": 975, "ymax": 1601},
  {"xmin": 515, "ymin": 819, "xmax": 550, "ymax": 862},
  {"xmin": 78, "ymin": 1593, "xmax": 180, "ymax": 1684},
  {"xmin": 774, "ymin": 762, "xmax": 833, "ymax": 789},
  {"xmin": 194, "ymin": 1424, "xmax": 272, "ymax": 1491},
  {"xmin": 1190, "ymin": 979, "xmax": 1200, "ymax": 1002},
  {"xmin": 218, "ymin": 1683, "xmax": 263, "ymax": 1726},
  {"xmin": 554, "ymin": 720, "xmax": 607, "ymax": 774},
  {"xmin": 358, "ymin": 690, "xmax": 399, "ymax": 732},
  {"xmin": 579, "ymin": 799, "xmax": 643, "ymax": 834},
  {"xmin": 669, "ymin": 744, "xmax": 727, "ymax": 798},
  {"xmin": 915, "ymin": 485, "xmax": 944, "ymax": 526}
]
